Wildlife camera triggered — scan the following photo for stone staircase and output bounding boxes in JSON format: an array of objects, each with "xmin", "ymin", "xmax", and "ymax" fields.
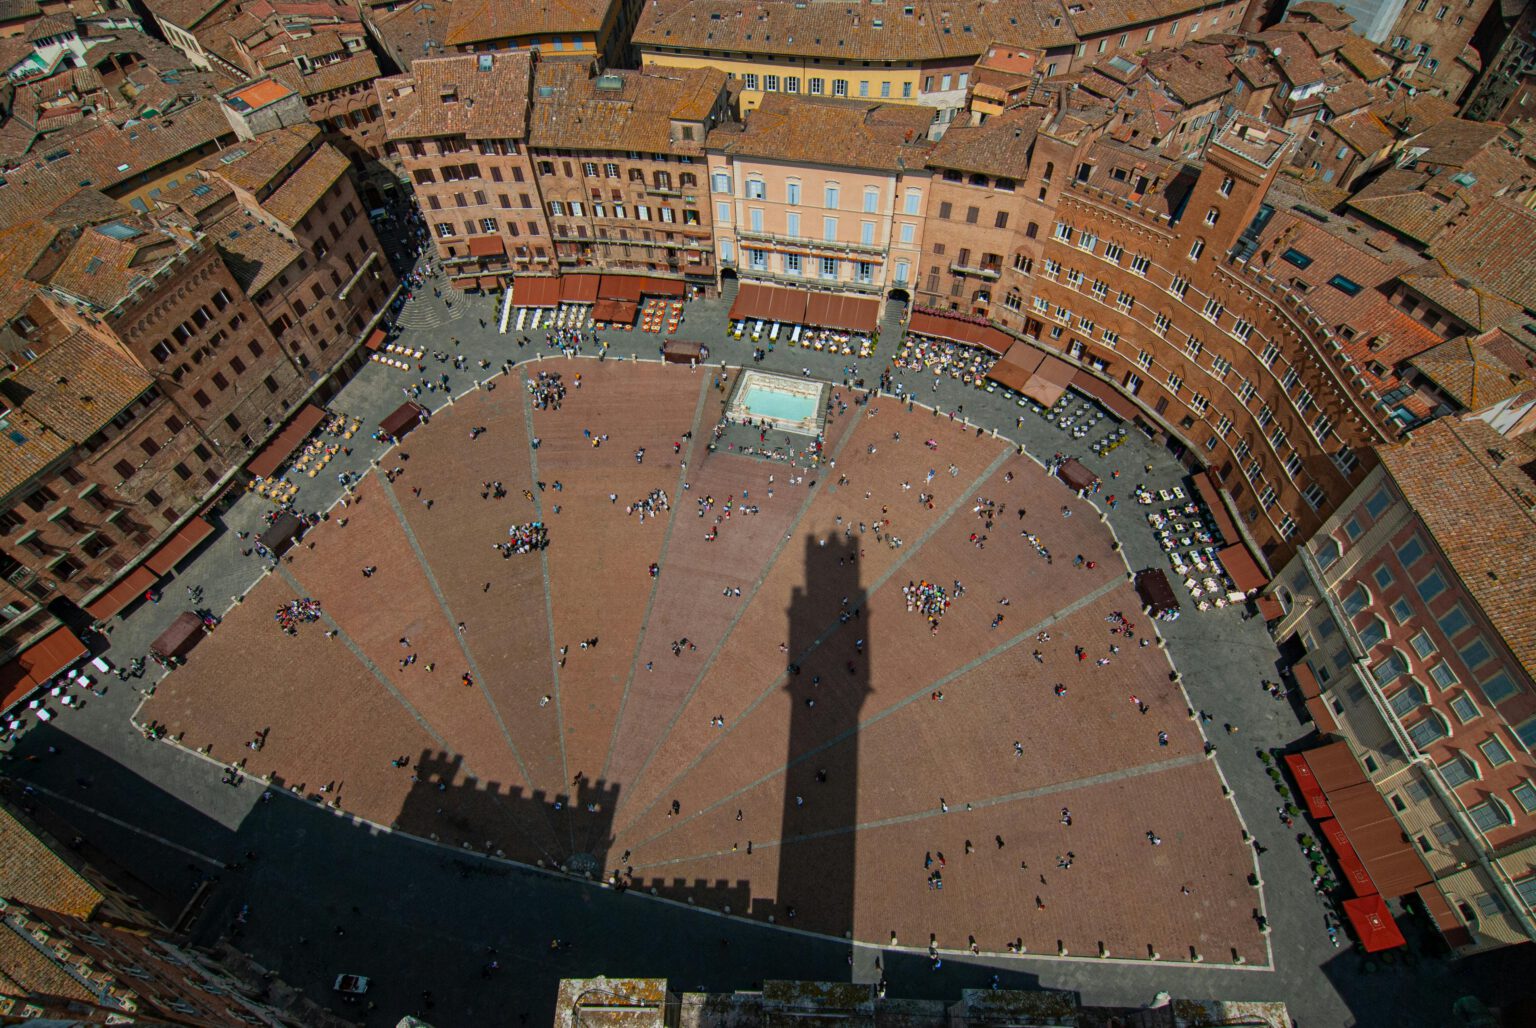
[{"xmin": 877, "ymin": 295, "xmax": 908, "ymax": 350}]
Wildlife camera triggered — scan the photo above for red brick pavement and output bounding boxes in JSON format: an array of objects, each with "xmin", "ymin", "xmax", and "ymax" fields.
[
  {"xmin": 524, "ymin": 360, "xmax": 709, "ymax": 790},
  {"xmin": 611, "ymin": 406, "xmax": 1008, "ymax": 827},
  {"xmin": 148, "ymin": 368, "xmax": 1264, "ymax": 965},
  {"xmin": 375, "ymin": 388, "xmax": 567, "ymax": 805},
  {"xmin": 634, "ymin": 757, "xmax": 1263, "ymax": 964},
  {"xmin": 142, "ymin": 574, "xmax": 440, "ymax": 818}
]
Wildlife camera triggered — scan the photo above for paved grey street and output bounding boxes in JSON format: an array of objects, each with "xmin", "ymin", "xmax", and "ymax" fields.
[{"xmin": 1, "ymin": 266, "xmax": 1515, "ymax": 1026}]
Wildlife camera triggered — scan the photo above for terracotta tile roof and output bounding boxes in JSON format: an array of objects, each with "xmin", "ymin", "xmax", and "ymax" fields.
[
  {"xmin": 1255, "ymin": 210, "xmax": 1445, "ymax": 395},
  {"xmin": 1406, "ymin": 117, "xmax": 1509, "ymax": 169},
  {"xmin": 379, "ymin": 50, "xmax": 532, "ymax": 141},
  {"xmin": 1376, "ymin": 416, "xmax": 1536, "ymax": 680},
  {"xmin": 153, "ymin": 174, "xmax": 234, "ymax": 223},
  {"xmin": 1347, "ymin": 168, "xmax": 1468, "ymax": 246},
  {"xmin": 368, "ymin": 0, "xmax": 451, "ymax": 69},
  {"xmin": 714, "ymin": 93, "xmax": 934, "ymax": 173},
  {"xmin": 1407, "ymin": 336, "xmax": 1529, "ymax": 411},
  {"xmin": 1327, "ymin": 108, "xmax": 1393, "ymax": 156},
  {"xmin": 634, "ymin": 0, "xmax": 1069, "ymax": 63},
  {"xmin": 1335, "ymin": 35, "xmax": 1389, "ymax": 81},
  {"xmin": 0, "ymin": 923, "xmax": 97, "ymax": 1004},
  {"xmin": 1398, "ymin": 274, "xmax": 1522, "ymax": 331},
  {"xmin": 288, "ymin": 50, "xmax": 379, "ymax": 96},
  {"xmin": 5, "ymin": 331, "xmax": 154, "ymax": 442},
  {"xmin": 45, "ymin": 220, "xmax": 188, "ymax": 311},
  {"xmin": 206, "ymin": 208, "xmax": 300, "ymax": 292},
  {"xmin": 259, "ymin": 140, "xmax": 348, "ymax": 225},
  {"xmin": 1063, "ymin": 0, "xmax": 1239, "ymax": 38},
  {"xmin": 203, "ymin": 123, "xmax": 319, "ymax": 196},
  {"xmin": 0, "ymin": 408, "xmax": 70, "ymax": 502},
  {"xmin": 0, "ymin": 805, "xmax": 102, "ymax": 919},
  {"xmin": 1374, "ymin": 90, "xmax": 1458, "ymax": 137},
  {"xmin": 1431, "ymin": 201, "xmax": 1536, "ymax": 312},
  {"xmin": 1144, "ymin": 43, "xmax": 1236, "ymax": 105},
  {"xmin": 926, "ymin": 105, "xmax": 1044, "ymax": 179},
  {"xmin": 1321, "ymin": 74, "xmax": 1375, "ymax": 118},
  {"xmin": 0, "ymin": 219, "xmax": 58, "ymax": 322},
  {"xmin": 445, "ymin": 0, "xmax": 610, "ymax": 48},
  {"xmin": 143, "ymin": 0, "xmax": 231, "ymax": 30},
  {"xmin": 1287, "ymin": 1, "xmax": 1356, "ymax": 29},
  {"xmin": 528, "ymin": 63, "xmax": 725, "ymax": 154}
]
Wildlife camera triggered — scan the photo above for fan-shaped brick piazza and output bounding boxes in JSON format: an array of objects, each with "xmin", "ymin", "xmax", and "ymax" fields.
[{"xmin": 144, "ymin": 358, "xmax": 1267, "ymax": 966}]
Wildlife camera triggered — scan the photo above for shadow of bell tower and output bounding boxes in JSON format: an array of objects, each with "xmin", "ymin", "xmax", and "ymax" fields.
[{"xmin": 775, "ymin": 531, "xmax": 870, "ymax": 968}]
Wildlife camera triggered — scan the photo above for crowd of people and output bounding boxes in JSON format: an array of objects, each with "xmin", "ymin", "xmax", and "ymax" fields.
[
  {"xmin": 626, "ymin": 489, "xmax": 670, "ymax": 521},
  {"xmin": 528, "ymin": 371, "xmax": 567, "ymax": 411},
  {"xmin": 502, "ymin": 522, "xmax": 548, "ymax": 555},
  {"xmin": 903, "ymin": 580, "xmax": 953, "ymax": 634},
  {"xmin": 274, "ymin": 598, "xmax": 323, "ymax": 636}
]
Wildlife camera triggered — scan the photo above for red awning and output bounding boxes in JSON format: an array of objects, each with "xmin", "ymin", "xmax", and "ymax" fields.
[
  {"xmin": 1294, "ymin": 662, "xmax": 1322, "ymax": 699},
  {"xmin": 247, "ymin": 403, "xmax": 327, "ymax": 479},
  {"xmin": 365, "ymin": 328, "xmax": 386, "ymax": 351},
  {"xmin": 804, "ymin": 292, "xmax": 879, "ymax": 333},
  {"xmin": 1069, "ymin": 370, "xmax": 1142, "ymax": 422},
  {"xmin": 87, "ymin": 565, "xmax": 159, "ymax": 619},
  {"xmin": 1320, "ymin": 817, "xmax": 1378, "ymax": 897},
  {"xmin": 593, "ymin": 297, "xmax": 637, "ymax": 324},
  {"xmin": 466, "ymin": 235, "xmax": 506, "ymax": 258},
  {"xmin": 599, "ymin": 275, "xmax": 685, "ymax": 302},
  {"xmin": 512, "ymin": 276, "xmax": 560, "ymax": 308},
  {"xmin": 1343, "ymin": 894, "xmax": 1406, "ymax": 952},
  {"xmin": 1416, "ymin": 883, "xmax": 1474, "ymax": 949},
  {"xmin": 0, "ymin": 625, "xmax": 88, "ymax": 712},
  {"xmin": 1022, "ymin": 353, "xmax": 1075, "ymax": 407},
  {"xmin": 1194, "ymin": 471, "xmax": 1240, "ymax": 544},
  {"xmin": 986, "ymin": 343, "xmax": 1042, "ymax": 392},
  {"xmin": 560, "ymin": 275, "xmax": 600, "ymax": 303},
  {"xmin": 908, "ymin": 311, "xmax": 1008, "ymax": 354},
  {"xmin": 1329, "ymin": 783, "xmax": 1429, "ymax": 897},
  {"xmin": 1303, "ymin": 740, "xmax": 1370, "ymax": 792},
  {"xmin": 1305, "ymin": 694, "xmax": 1339, "ymax": 734},
  {"xmin": 1256, "ymin": 594, "xmax": 1284, "ymax": 621},
  {"xmin": 728, "ymin": 282, "xmax": 766, "ymax": 321},
  {"xmin": 731, "ymin": 284, "xmax": 806, "ymax": 323},
  {"xmin": 1284, "ymin": 752, "xmax": 1335, "ymax": 819},
  {"xmin": 145, "ymin": 517, "xmax": 214, "ymax": 576},
  {"xmin": 1218, "ymin": 543, "xmax": 1267, "ymax": 594}
]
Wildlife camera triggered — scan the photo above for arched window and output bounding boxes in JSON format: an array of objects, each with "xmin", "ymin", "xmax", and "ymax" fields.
[
  {"xmin": 1042, "ymin": 162, "xmax": 1054, "ymax": 183},
  {"xmin": 1026, "ymin": 221, "xmax": 1039, "ymax": 239},
  {"xmin": 969, "ymin": 173, "xmax": 988, "ymax": 186},
  {"xmin": 995, "ymin": 177, "xmax": 1015, "ymax": 192},
  {"xmin": 679, "ymin": 172, "xmax": 696, "ymax": 187},
  {"xmin": 1204, "ymin": 207, "xmax": 1220, "ymax": 226}
]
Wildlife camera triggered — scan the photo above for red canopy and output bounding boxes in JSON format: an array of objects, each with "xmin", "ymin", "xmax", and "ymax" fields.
[
  {"xmin": 365, "ymin": 328, "xmax": 386, "ymax": 350},
  {"xmin": 592, "ymin": 297, "xmax": 637, "ymax": 324},
  {"xmin": 1321, "ymin": 817, "xmax": 1377, "ymax": 897},
  {"xmin": 0, "ymin": 625, "xmax": 88, "ymax": 712},
  {"xmin": 247, "ymin": 403, "xmax": 326, "ymax": 479},
  {"xmin": 987, "ymin": 343, "xmax": 1041, "ymax": 392},
  {"xmin": 730, "ymin": 284, "xmax": 806, "ymax": 323},
  {"xmin": 87, "ymin": 565, "xmax": 158, "ymax": 619},
  {"xmin": 599, "ymin": 275, "xmax": 685, "ymax": 301},
  {"xmin": 1022, "ymin": 353, "xmax": 1075, "ymax": 407},
  {"xmin": 804, "ymin": 292, "xmax": 880, "ymax": 333},
  {"xmin": 1343, "ymin": 894, "xmax": 1406, "ymax": 952},
  {"xmin": 1284, "ymin": 751, "xmax": 1335, "ymax": 818},
  {"xmin": 1218, "ymin": 543, "xmax": 1267, "ymax": 593},
  {"xmin": 1069, "ymin": 370, "xmax": 1141, "ymax": 422},
  {"xmin": 466, "ymin": 235, "xmax": 505, "ymax": 258},
  {"xmin": 145, "ymin": 516, "xmax": 214, "ymax": 576},
  {"xmin": 560, "ymin": 275, "xmax": 600, "ymax": 303},
  {"xmin": 1194, "ymin": 471, "xmax": 1240, "ymax": 544},
  {"xmin": 908, "ymin": 311, "xmax": 1010, "ymax": 355},
  {"xmin": 512, "ymin": 276, "xmax": 560, "ymax": 308}
]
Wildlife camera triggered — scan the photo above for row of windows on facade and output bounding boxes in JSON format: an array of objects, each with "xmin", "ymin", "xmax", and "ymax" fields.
[
  {"xmin": 731, "ymin": 249, "xmax": 888, "ymax": 283},
  {"xmin": 731, "ymin": 72, "xmax": 925, "ymax": 100},
  {"xmin": 714, "ymin": 175, "xmax": 926, "ymax": 216}
]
